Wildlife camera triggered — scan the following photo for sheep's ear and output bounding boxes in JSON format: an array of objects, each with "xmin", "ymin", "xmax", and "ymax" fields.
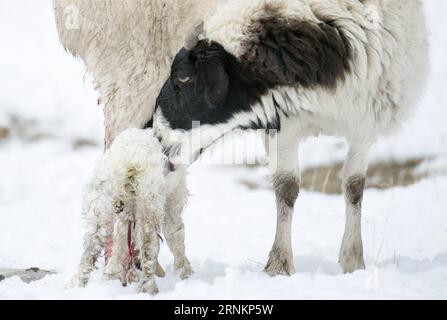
[{"xmin": 203, "ymin": 60, "xmax": 229, "ymax": 108}]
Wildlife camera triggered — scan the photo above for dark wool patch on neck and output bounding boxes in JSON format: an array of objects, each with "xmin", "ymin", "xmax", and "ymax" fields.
[{"xmin": 239, "ymin": 14, "xmax": 352, "ymax": 90}]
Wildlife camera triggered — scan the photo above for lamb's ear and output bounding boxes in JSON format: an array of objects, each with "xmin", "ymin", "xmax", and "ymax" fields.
[{"xmin": 202, "ymin": 60, "xmax": 229, "ymax": 108}]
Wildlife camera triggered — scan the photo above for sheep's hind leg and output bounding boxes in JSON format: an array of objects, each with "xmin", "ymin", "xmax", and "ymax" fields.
[
  {"xmin": 339, "ymin": 144, "xmax": 370, "ymax": 273},
  {"xmin": 163, "ymin": 175, "xmax": 193, "ymax": 279},
  {"xmin": 264, "ymin": 132, "xmax": 300, "ymax": 277}
]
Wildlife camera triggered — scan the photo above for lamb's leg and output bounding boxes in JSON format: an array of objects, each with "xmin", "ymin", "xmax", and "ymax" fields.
[
  {"xmin": 339, "ymin": 144, "xmax": 370, "ymax": 273},
  {"xmin": 138, "ymin": 223, "xmax": 161, "ymax": 295},
  {"xmin": 135, "ymin": 255, "xmax": 165, "ymax": 278},
  {"xmin": 104, "ymin": 213, "xmax": 132, "ymax": 285},
  {"xmin": 163, "ymin": 174, "xmax": 193, "ymax": 279},
  {"xmin": 69, "ymin": 220, "xmax": 111, "ymax": 288},
  {"xmin": 264, "ymin": 131, "xmax": 300, "ymax": 277},
  {"xmin": 155, "ymin": 261, "xmax": 166, "ymax": 278}
]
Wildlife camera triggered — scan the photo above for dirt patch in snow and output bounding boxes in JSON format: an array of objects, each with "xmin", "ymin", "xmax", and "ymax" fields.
[
  {"xmin": 239, "ymin": 158, "xmax": 432, "ymax": 194},
  {"xmin": 0, "ymin": 268, "xmax": 54, "ymax": 283}
]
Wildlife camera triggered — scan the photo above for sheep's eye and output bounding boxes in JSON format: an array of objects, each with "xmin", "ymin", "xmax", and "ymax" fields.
[{"xmin": 178, "ymin": 76, "xmax": 191, "ymax": 84}]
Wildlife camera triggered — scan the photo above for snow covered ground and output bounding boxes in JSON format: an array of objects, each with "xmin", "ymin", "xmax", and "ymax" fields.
[{"xmin": 0, "ymin": 0, "xmax": 446, "ymax": 300}]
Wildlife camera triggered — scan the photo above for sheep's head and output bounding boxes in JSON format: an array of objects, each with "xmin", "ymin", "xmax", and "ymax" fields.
[
  {"xmin": 155, "ymin": 42, "xmax": 251, "ymax": 164},
  {"xmin": 156, "ymin": 41, "xmax": 232, "ymax": 129},
  {"xmin": 153, "ymin": 23, "xmax": 272, "ymax": 166}
]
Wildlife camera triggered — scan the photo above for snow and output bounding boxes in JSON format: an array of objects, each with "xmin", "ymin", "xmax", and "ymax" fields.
[{"xmin": 0, "ymin": 0, "xmax": 446, "ymax": 300}]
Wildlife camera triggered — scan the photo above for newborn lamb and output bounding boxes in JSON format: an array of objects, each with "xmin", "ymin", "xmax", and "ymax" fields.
[{"xmin": 70, "ymin": 128, "xmax": 187, "ymax": 294}]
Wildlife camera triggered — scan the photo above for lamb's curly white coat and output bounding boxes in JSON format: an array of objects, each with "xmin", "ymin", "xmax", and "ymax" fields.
[{"xmin": 71, "ymin": 129, "xmax": 188, "ymax": 294}]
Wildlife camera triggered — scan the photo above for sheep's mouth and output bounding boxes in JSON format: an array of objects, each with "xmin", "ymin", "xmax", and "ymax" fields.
[{"xmin": 162, "ymin": 127, "xmax": 236, "ymax": 166}]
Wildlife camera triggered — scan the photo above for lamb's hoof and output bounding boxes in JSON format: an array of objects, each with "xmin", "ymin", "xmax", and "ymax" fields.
[
  {"xmin": 174, "ymin": 258, "xmax": 193, "ymax": 280},
  {"xmin": 264, "ymin": 249, "xmax": 295, "ymax": 277},
  {"xmin": 123, "ymin": 268, "xmax": 139, "ymax": 286},
  {"xmin": 104, "ymin": 262, "xmax": 124, "ymax": 281},
  {"xmin": 140, "ymin": 278, "xmax": 159, "ymax": 295},
  {"xmin": 156, "ymin": 262, "xmax": 166, "ymax": 278},
  {"xmin": 67, "ymin": 273, "xmax": 88, "ymax": 289},
  {"xmin": 339, "ymin": 253, "xmax": 366, "ymax": 274},
  {"xmin": 103, "ymin": 270, "xmax": 121, "ymax": 282}
]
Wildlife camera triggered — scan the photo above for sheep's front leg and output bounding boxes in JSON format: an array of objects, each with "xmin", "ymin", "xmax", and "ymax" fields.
[
  {"xmin": 339, "ymin": 144, "xmax": 370, "ymax": 273},
  {"xmin": 163, "ymin": 174, "xmax": 193, "ymax": 279},
  {"xmin": 264, "ymin": 132, "xmax": 300, "ymax": 277}
]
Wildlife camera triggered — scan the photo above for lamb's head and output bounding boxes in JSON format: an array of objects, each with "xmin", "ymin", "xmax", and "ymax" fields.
[{"xmin": 154, "ymin": 24, "xmax": 272, "ymax": 166}]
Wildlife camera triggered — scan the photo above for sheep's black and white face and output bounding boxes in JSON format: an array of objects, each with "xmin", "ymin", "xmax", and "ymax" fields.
[
  {"xmin": 154, "ymin": 41, "xmax": 270, "ymax": 164},
  {"xmin": 156, "ymin": 41, "xmax": 265, "ymax": 131}
]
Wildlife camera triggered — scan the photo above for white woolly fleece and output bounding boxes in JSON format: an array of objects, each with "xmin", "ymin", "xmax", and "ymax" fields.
[
  {"xmin": 72, "ymin": 128, "xmax": 192, "ymax": 293},
  {"xmin": 84, "ymin": 128, "xmax": 168, "ymax": 227},
  {"xmin": 53, "ymin": 0, "xmax": 225, "ymax": 146},
  {"xmin": 204, "ymin": 0, "xmax": 429, "ymax": 143}
]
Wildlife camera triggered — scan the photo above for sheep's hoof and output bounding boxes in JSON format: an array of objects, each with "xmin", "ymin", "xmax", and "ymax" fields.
[
  {"xmin": 339, "ymin": 250, "xmax": 365, "ymax": 274},
  {"xmin": 140, "ymin": 278, "xmax": 159, "ymax": 295},
  {"xmin": 174, "ymin": 258, "xmax": 193, "ymax": 280},
  {"xmin": 264, "ymin": 248, "xmax": 295, "ymax": 277},
  {"xmin": 156, "ymin": 262, "xmax": 166, "ymax": 278}
]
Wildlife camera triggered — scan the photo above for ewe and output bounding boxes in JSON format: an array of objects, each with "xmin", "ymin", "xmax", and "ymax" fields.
[{"xmin": 154, "ymin": 0, "xmax": 429, "ymax": 275}]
